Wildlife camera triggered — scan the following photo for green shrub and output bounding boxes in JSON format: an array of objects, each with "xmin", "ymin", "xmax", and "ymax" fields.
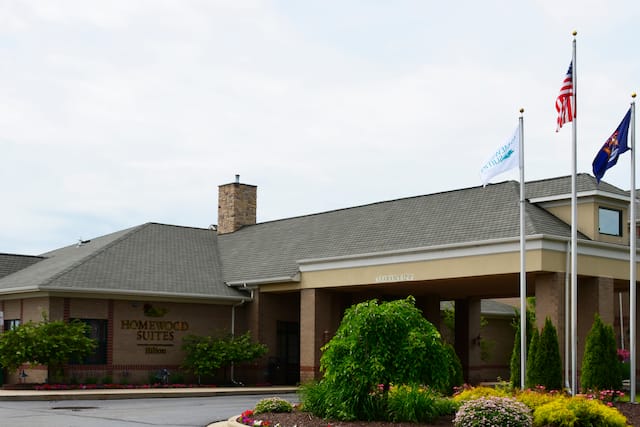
[
  {"xmin": 181, "ymin": 331, "xmax": 267, "ymax": 379},
  {"xmin": 0, "ymin": 315, "xmax": 97, "ymax": 382},
  {"xmin": 386, "ymin": 384, "xmax": 457, "ymax": 423},
  {"xmin": 535, "ymin": 317, "xmax": 562, "ymax": 390},
  {"xmin": 298, "ymin": 380, "xmax": 329, "ymax": 415},
  {"xmin": 515, "ymin": 388, "xmax": 557, "ymax": 410},
  {"xmin": 533, "ymin": 396, "xmax": 628, "ymax": 427},
  {"xmin": 453, "ymin": 396, "xmax": 532, "ymax": 427},
  {"xmin": 253, "ymin": 397, "xmax": 293, "ymax": 414},
  {"xmin": 148, "ymin": 372, "xmax": 159, "ymax": 384},
  {"xmin": 621, "ymin": 361, "xmax": 631, "ymax": 380},
  {"xmin": 532, "ymin": 397, "xmax": 577, "ymax": 426},
  {"xmin": 303, "ymin": 296, "xmax": 461, "ymax": 420},
  {"xmin": 581, "ymin": 313, "xmax": 623, "ymax": 392},
  {"xmin": 443, "ymin": 343, "xmax": 464, "ymax": 392},
  {"xmin": 453, "ymin": 385, "xmax": 508, "ymax": 403},
  {"xmin": 169, "ymin": 371, "xmax": 185, "ymax": 384},
  {"xmin": 510, "ymin": 308, "xmax": 534, "ymax": 389},
  {"xmin": 526, "ymin": 327, "xmax": 540, "ymax": 388}
]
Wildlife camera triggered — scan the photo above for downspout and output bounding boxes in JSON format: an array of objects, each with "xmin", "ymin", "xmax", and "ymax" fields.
[{"xmin": 230, "ymin": 284, "xmax": 254, "ymax": 385}]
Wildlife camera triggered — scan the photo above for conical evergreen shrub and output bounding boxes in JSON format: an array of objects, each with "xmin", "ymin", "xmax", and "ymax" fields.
[
  {"xmin": 510, "ymin": 308, "xmax": 534, "ymax": 388},
  {"xmin": 525, "ymin": 328, "xmax": 540, "ymax": 388},
  {"xmin": 581, "ymin": 313, "xmax": 622, "ymax": 391},
  {"xmin": 536, "ymin": 317, "xmax": 562, "ymax": 390}
]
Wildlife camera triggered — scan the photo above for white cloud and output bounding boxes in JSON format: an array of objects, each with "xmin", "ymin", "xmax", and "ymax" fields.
[{"xmin": 1, "ymin": 1, "xmax": 639, "ymax": 254}]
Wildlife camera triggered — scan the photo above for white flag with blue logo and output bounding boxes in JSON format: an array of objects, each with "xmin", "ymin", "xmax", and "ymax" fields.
[{"xmin": 479, "ymin": 127, "xmax": 520, "ymax": 187}]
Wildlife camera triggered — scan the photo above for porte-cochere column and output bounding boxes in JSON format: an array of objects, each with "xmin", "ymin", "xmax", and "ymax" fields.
[
  {"xmin": 454, "ymin": 298, "xmax": 482, "ymax": 384},
  {"xmin": 299, "ymin": 288, "xmax": 333, "ymax": 382}
]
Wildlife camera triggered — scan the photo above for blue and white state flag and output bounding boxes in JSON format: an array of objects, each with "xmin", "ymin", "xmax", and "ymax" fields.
[{"xmin": 480, "ymin": 127, "xmax": 520, "ymax": 187}]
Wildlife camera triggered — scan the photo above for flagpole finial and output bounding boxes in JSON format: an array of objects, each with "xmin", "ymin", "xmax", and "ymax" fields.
[
  {"xmin": 572, "ymin": 30, "xmax": 577, "ymax": 36},
  {"xmin": 632, "ymin": 92, "xmax": 637, "ymax": 99},
  {"xmin": 519, "ymin": 108, "xmax": 524, "ymax": 114}
]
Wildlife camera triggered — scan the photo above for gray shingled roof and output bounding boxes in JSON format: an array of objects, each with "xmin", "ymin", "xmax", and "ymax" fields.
[
  {"xmin": 0, "ymin": 253, "xmax": 43, "ymax": 279},
  {"xmin": 4, "ymin": 175, "xmax": 626, "ymax": 295},
  {"xmin": 0, "ymin": 223, "xmax": 248, "ymax": 301},
  {"xmin": 218, "ymin": 180, "xmax": 580, "ymax": 283},
  {"xmin": 526, "ymin": 173, "xmax": 628, "ymax": 199}
]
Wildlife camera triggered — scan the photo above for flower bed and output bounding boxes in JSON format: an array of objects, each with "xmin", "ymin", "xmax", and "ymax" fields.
[{"xmin": 31, "ymin": 383, "xmax": 214, "ymax": 391}]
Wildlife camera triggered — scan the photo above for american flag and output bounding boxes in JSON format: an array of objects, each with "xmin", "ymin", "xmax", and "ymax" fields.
[{"xmin": 555, "ymin": 61, "xmax": 574, "ymax": 132}]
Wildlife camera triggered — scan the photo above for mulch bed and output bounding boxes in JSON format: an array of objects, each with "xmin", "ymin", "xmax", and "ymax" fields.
[
  {"xmin": 252, "ymin": 403, "xmax": 640, "ymax": 426},
  {"xmin": 614, "ymin": 402, "xmax": 640, "ymax": 426}
]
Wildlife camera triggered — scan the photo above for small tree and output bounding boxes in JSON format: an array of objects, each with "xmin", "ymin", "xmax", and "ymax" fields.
[
  {"xmin": 182, "ymin": 331, "xmax": 267, "ymax": 382},
  {"xmin": 525, "ymin": 327, "xmax": 540, "ymax": 388},
  {"xmin": 510, "ymin": 307, "xmax": 534, "ymax": 388},
  {"xmin": 0, "ymin": 316, "xmax": 96, "ymax": 382},
  {"xmin": 581, "ymin": 313, "xmax": 622, "ymax": 392},
  {"xmin": 444, "ymin": 342, "xmax": 464, "ymax": 392},
  {"xmin": 535, "ymin": 317, "xmax": 562, "ymax": 390},
  {"xmin": 303, "ymin": 296, "xmax": 462, "ymax": 421}
]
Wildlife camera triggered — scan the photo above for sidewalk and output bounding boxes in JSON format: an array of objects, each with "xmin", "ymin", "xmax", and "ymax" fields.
[{"xmin": 0, "ymin": 385, "xmax": 299, "ymax": 401}]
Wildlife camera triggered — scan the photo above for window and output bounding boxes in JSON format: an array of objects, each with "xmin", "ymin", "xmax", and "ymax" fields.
[
  {"xmin": 72, "ymin": 319, "xmax": 108, "ymax": 365},
  {"xmin": 599, "ymin": 207, "xmax": 622, "ymax": 236},
  {"xmin": 3, "ymin": 319, "xmax": 20, "ymax": 331}
]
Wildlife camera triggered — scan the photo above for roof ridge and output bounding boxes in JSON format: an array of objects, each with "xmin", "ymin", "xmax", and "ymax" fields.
[
  {"xmin": 237, "ymin": 180, "xmax": 521, "ymax": 230},
  {"xmin": 40, "ymin": 223, "xmax": 151, "ymax": 287},
  {"xmin": 146, "ymin": 222, "xmax": 210, "ymax": 232},
  {"xmin": 0, "ymin": 253, "xmax": 44, "ymax": 259}
]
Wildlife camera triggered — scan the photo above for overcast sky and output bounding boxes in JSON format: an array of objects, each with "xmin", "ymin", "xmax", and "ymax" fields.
[{"xmin": 2, "ymin": 0, "xmax": 639, "ymax": 255}]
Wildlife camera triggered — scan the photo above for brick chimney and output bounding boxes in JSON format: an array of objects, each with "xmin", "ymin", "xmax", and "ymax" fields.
[{"xmin": 217, "ymin": 174, "xmax": 257, "ymax": 234}]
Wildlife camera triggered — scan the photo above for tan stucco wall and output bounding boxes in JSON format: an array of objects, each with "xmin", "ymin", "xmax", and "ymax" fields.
[
  {"xmin": 299, "ymin": 250, "xmax": 556, "ymax": 290},
  {"xmin": 545, "ymin": 201, "xmax": 596, "ymax": 240},
  {"xmin": 299, "ymin": 253, "xmax": 524, "ymax": 289},
  {"xmin": 545, "ymin": 198, "xmax": 629, "ymax": 244},
  {"xmin": 580, "ymin": 254, "xmax": 630, "ymax": 279}
]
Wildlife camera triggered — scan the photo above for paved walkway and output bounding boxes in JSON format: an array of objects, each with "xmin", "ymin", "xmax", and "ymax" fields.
[{"xmin": 0, "ymin": 385, "xmax": 299, "ymax": 401}]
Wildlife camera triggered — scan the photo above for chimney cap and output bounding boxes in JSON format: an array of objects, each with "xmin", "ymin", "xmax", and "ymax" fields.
[{"xmin": 235, "ymin": 174, "xmax": 240, "ymax": 184}]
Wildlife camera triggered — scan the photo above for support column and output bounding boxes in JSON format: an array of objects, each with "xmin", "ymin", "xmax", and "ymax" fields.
[
  {"xmin": 417, "ymin": 295, "xmax": 441, "ymax": 328},
  {"xmin": 454, "ymin": 298, "xmax": 481, "ymax": 384},
  {"xmin": 578, "ymin": 277, "xmax": 615, "ymax": 371},
  {"xmin": 299, "ymin": 289, "xmax": 334, "ymax": 382},
  {"xmin": 534, "ymin": 272, "xmax": 566, "ymax": 380}
]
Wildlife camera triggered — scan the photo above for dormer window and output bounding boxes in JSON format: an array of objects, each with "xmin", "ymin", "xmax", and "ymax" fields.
[{"xmin": 598, "ymin": 207, "xmax": 622, "ymax": 236}]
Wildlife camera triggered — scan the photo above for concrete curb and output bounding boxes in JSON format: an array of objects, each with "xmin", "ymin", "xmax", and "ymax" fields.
[
  {"xmin": 0, "ymin": 386, "xmax": 299, "ymax": 401},
  {"xmin": 207, "ymin": 415, "xmax": 245, "ymax": 427}
]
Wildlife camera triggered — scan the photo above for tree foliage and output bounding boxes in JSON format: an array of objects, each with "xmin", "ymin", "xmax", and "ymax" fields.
[
  {"xmin": 525, "ymin": 328, "xmax": 540, "ymax": 388},
  {"xmin": 0, "ymin": 316, "xmax": 96, "ymax": 382},
  {"xmin": 181, "ymin": 331, "xmax": 267, "ymax": 380},
  {"xmin": 510, "ymin": 307, "xmax": 534, "ymax": 388},
  {"xmin": 581, "ymin": 313, "xmax": 622, "ymax": 392},
  {"xmin": 304, "ymin": 296, "xmax": 462, "ymax": 421},
  {"xmin": 535, "ymin": 317, "xmax": 562, "ymax": 390}
]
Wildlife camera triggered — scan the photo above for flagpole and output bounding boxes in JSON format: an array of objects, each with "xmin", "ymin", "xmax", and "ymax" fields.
[
  {"xmin": 630, "ymin": 92, "xmax": 637, "ymax": 403},
  {"xmin": 519, "ymin": 108, "xmax": 527, "ymax": 389},
  {"xmin": 570, "ymin": 31, "xmax": 578, "ymax": 396}
]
